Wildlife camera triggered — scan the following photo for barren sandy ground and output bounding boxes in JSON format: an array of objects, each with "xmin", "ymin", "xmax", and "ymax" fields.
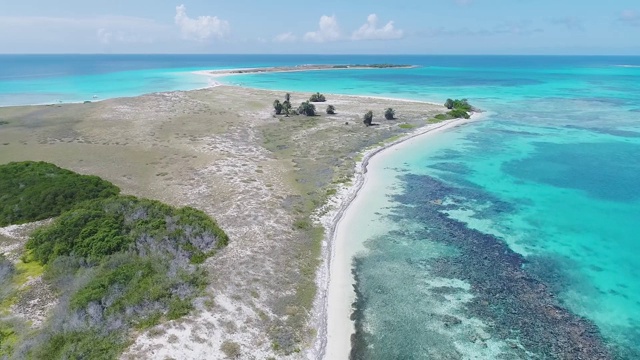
[{"xmin": 0, "ymin": 86, "xmax": 444, "ymax": 359}]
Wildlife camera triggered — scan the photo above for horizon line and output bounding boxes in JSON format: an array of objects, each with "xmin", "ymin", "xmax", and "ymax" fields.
[{"xmin": 2, "ymin": 53, "xmax": 640, "ymax": 57}]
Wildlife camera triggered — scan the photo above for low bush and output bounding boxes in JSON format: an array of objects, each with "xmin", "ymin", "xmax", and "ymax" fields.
[
  {"xmin": 0, "ymin": 161, "xmax": 120, "ymax": 226},
  {"xmin": 27, "ymin": 196, "xmax": 228, "ymax": 265},
  {"xmin": 309, "ymin": 92, "xmax": 326, "ymax": 102},
  {"xmin": 363, "ymin": 111, "xmax": 374, "ymax": 126},
  {"xmin": 384, "ymin": 108, "xmax": 395, "ymax": 120}
]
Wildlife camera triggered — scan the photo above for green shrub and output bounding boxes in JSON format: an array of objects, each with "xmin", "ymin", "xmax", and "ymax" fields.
[
  {"xmin": 448, "ymin": 108, "xmax": 471, "ymax": 119},
  {"xmin": 221, "ymin": 340, "xmax": 241, "ymax": 358},
  {"xmin": 309, "ymin": 92, "xmax": 326, "ymax": 102},
  {"xmin": 326, "ymin": 105, "xmax": 336, "ymax": 114},
  {"xmin": 27, "ymin": 196, "xmax": 228, "ymax": 265},
  {"xmin": 28, "ymin": 331, "xmax": 125, "ymax": 360},
  {"xmin": 298, "ymin": 101, "xmax": 316, "ymax": 116},
  {"xmin": 444, "ymin": 98, "xmax": 472, "ymax": 111},
  {"xmin": 4, "ymin": 165, "xmax": 229, "ymax": 360},
  {"xmin": 273, "ymin": 100, "xmax": 283, "ymax": 115},
  {"xmin": 293, "ymin": 218, "xmax": 312, "ymax": 230},
  {"xmin": 384, "ymin": 108, "xmax": 395, "ymax": 120},
  {"xmin": 0, "ymin": 161, "xmax": 120, "ymax": 226},
  {"xmin": 363, "ymin": 111, "xmax": 373, "ymax": 126}
]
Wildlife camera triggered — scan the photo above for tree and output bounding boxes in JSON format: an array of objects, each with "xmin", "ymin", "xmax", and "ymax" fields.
[
  {"xmin": 309, "ymin": 92, "xmax": 326, "ymax": 102},
  {"xmin": 363, "ymin": 111, "xmax": 373, "ymax": 126},
  {"xmin": 384, "ymin": 108, "xmax": 395, "ymax": 120},
  {"xmin": 326, "ymin": 105, "xmax": 336, "ymax": 114},
  {"xmin": 283, "ymin": 101, "xmax": 292, "ymax": 117},
  {"xmin": 298, "ymin": 101, "xmax": 316, "ymax": 116},
  {"xmin": 285, "ymin": 93, "xmax": 291, "ymax": 102},
  {"xmin": 444, "ymin": 99, "xmax": 454, "ymax": 109},
  {"xmin": 273, "ymin": 100, "xmax": 283, "ymax": 115}
]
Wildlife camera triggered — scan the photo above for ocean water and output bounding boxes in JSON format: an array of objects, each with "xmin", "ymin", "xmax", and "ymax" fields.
[
  {"xmin": 0, "ymin": 54, "xmax": 399, "ymax": 106},
  {"xmin": 2, "ymin": 55, "xmax": 640, "ymax": 358}
]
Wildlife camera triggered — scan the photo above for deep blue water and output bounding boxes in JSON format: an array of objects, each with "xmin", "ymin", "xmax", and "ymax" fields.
[{"xmin": 2, "ymin": 54, "xmax": 640, "ymax": 359}]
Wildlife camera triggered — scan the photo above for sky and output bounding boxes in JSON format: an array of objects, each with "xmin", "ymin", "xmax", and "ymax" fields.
[{"xmin": 1, "ymin": 0, "xmax": 639, "ymax": 54}]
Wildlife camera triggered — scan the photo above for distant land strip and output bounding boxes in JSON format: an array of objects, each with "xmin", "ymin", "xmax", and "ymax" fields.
[{"xmin": 202, "ymin": 64, "xmax": 416, "ymax": 76}]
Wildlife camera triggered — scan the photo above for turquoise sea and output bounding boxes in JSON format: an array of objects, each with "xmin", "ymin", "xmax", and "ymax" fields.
[{"xmin": 2, "ymin": 55, "xmax": 639, "ymax": 358}]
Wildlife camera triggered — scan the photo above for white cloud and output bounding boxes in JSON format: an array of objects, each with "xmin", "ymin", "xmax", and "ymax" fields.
[
  {"xmin": 304, "ymin": 15, "xmax": 341, "ymax": 42},
  {"xmin": 351, "ymin": 14, "xmax": 403, "ymax": 40},
  {"xmin": 174, "ymin": 4, "xmax": 230, "ymax": 41},
  {"xmin": 274, "ymin": 32, "xmax": 297, "ymax": 43}
]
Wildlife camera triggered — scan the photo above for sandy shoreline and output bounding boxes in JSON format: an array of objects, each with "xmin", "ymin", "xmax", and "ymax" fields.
[{"xmin": 312, "ymin": 112, "xmax": 484, "ymax": 360}]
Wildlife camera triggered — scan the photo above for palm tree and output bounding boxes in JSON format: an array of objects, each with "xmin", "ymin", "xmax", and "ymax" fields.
[
  {"xmin": 273, "ymin": 100, "xmax": 283, "ymax": 115},
  {"xmin": 326, "ymin": 105, "xmax": 336, "ymax": 114},
  {"xmin": 363, "ymin": 111, "xmax": 373, "ymax": 126},
  {"xmin": 384, "ymin": 108, "xmax": 395, "ymax": 120},
  {"xmin": 285, "ymin": 93, "xmax": 291, "ymax": 102}
]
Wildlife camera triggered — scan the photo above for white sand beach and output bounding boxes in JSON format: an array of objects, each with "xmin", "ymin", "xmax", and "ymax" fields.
[{"xmin": 315, "ymin": 113, "xmax": 484, "ymax": 360}]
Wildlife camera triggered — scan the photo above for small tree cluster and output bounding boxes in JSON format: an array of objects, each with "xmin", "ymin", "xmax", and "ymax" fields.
[
  {"xmin": 326, "ymin": 105, "xmax": 336, "ymax": 114},
  {"xmin": 363, "ymin": 111, "xmax": 374, "ymax": 126},
  {"xmin": 444, "ymin": 98, "xmax": 472, "ymax": 111},
  {"xmin": 384, "ymin": 108, "xmax": 395, "ymax": 120},
  {"xmin": 298, "ymin": 101, "xmax": 316, "ymax": 116},
  {"xmin": 442, "ymin": 98, "xmax": 474, "ymax": 119},
  {"xmin": 273, "ymin": 100, "xmax": 283, "ymax": 115},
  {"xmin": 309, "ymin": 92, "xmax": 326, "ymax": 102},
  {"xmin": 274, "ymin": 93, "xmax": 293, "ymax": 116}
]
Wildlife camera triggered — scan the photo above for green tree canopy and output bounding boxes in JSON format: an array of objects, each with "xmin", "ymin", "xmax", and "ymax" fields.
[
  {"xmin": 0, "ymin": 161, "xmax": 120, "ymax": 226},
  {"xmin": 384, "ymin": 108, "xmax": 395, "ymax": 120},
  {"xmin": 298, "ymin": 101, "xmax": 316, "ymax": 116},
  {"xmin": 363, "ymin": 111, "xmax": 374, "ymax": 126},
  {"xmin": 309, "ymin": 92, "xmax": 326, "ymax": 102},
  {"xmin": 273, "ymin": 99, "xmax": 283, "ymax": 115}
]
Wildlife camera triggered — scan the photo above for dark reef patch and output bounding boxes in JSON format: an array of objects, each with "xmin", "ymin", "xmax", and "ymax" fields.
[{"xmin": 350, "ymin": 173, "xmax": 623, "ymax": 359}]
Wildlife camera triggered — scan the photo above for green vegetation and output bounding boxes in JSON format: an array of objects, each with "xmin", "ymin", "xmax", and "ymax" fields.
[
  {"xmin": 326, "ymin": 105, "xmax": 336, "ymax": 115},
  {"xmin": 27, "ymin": 196, "xmax": 228, "ymax": 265},
  {"xmin": 434, "ymin": 98, "xmax": 474, "ymax": 121},
  {"xmin": 221, "ymin": 340, "xmax": 241, "ymax": 358},
  {"xmin": 398, "ymin": 123, "xmax": 415, "ymax": 129},
  {"xmin": 0, "ymin": 162, "xmax": 228, "ymax": 360},
  {"xmin": 0, "ymin": 161, "xmax": 120, "ymax": 226},
  {"xmin": 363, "ymin": 111, "xmax": 374, "ymax": 126},
  {"xmin": 0, "ymin": 121, "xmax": 9, "ymax": 126},
  {"xmin": 298, "ymin": 101, "xmax": 316, "ymax": 116},
  {"xmin": 444, "ymin": 98, "xmax": 472, "ymax": 111},
  {"xmin": 273, "ymin": 100, "xmax": 283, "ymax": 115},
  {"xmin": 384, "ymin": 108, "xmax": 395, "ymax": 120},
  {"xmin": 309, "ymin": 92, "xmax": 326, "ymax": 102},
  {"xmin": 282, "ymin": 100, "xmax": 292, "ymax": 117}
]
